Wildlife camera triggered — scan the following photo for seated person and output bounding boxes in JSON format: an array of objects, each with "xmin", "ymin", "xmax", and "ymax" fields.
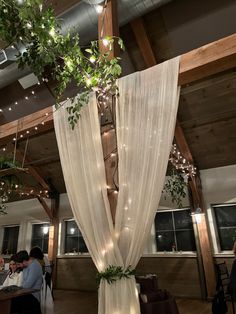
[
  {"xmin": 30, "ymin": 246, "xmax": 52, "ymax": 288},
  {"xmin": 0, "ymin": 255, "xmax": 4, "ymax": 270},
  {"xmin": 1, "ymin": 255, "xmax": 23, "ymax": 288},
  {"xmin": 11, "ymin": 250, "xmax": 43, "ymax": 314}
]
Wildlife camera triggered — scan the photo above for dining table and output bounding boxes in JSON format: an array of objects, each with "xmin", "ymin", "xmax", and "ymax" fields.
[{"xmin": 0, "ymin": 288, "xmax": 38, "ymax": 314}]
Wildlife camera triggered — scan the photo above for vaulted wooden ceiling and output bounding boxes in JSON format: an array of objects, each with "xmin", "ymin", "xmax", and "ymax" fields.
[{"xmin": 0, "ymin": 0, "xmax": 236, "ymax": 196}]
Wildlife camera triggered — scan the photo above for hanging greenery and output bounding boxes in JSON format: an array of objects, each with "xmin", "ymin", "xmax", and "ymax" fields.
[
  {"xmin": 0, "ymin": 156, "xmax": 23, "ymax": 214},
  {"xmin": 0, "ymin": 0, "xmax": 124, "ymax": 129},
  {"xmin": 163, "ymin": 167, "xmax": 187, "ymax": 208},
  {"xmin": 96, "ymin": 265, "xmax": 135, "ymax": 285}
]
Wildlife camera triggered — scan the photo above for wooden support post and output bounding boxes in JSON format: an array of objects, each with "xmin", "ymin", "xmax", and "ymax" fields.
[
  {"xmin": 48, "ymin": 194, "xmax": 60, "ymax": 287},
  {"xmin": 98, "ymin": 0, "xmax": 119, "ymax": 58},
  {"xmin": 98, "ymin": 0, "xmax": 119, "ymax": 222},
  {"xmin": 176, "ymin": 150, "xmax": 216, "ymax": 298}
]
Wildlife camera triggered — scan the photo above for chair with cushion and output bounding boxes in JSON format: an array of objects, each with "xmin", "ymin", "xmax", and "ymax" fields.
[{"xmin": 136, "ymin": 275, "xmax": 179, "ymax": 314}]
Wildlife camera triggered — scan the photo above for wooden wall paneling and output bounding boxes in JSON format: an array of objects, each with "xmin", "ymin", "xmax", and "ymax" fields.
[
  {"xmin": 56, "ymin": 256, "xmax": 201, "ymax": 298},
  {"xmin": 56, "ymin": 257, "xmax": 97, "ymax": 291}
]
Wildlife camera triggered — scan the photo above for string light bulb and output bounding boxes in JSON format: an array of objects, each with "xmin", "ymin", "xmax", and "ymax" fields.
[
  {"xmin": 102, "ymin": 38, "xmax": 109, "ymax": 47},
  {"xmin": 95, "ymin": 4, "xmax": 103, "ymax": 13}
]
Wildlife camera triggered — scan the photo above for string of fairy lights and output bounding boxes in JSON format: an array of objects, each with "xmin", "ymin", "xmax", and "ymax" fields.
[{"xmin": 169, "ymin": 144, "xmax": 197, "ymax": 178}]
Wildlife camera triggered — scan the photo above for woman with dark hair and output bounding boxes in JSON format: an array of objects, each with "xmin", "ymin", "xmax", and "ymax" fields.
[{"xmin": 1, "ymin": 254, "xmax": 23, "ymax": 287}]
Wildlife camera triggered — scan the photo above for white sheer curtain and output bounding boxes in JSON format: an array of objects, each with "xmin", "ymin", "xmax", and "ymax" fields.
[
  {"xmin": 115, "ymin": 57, "xmax": 180, "ymax": 267},
  {"xmin": 54, "ymin": 56, "xmax": 180, "ymax": 314}
]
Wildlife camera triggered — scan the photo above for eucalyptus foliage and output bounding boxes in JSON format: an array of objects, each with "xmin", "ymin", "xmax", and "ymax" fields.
[
  {"xmin": 0, "ymin": 0, "xmax": 124, "ymax": 128},
  {"xmin": 96, "ymin": 265, "xmax": 135, "ymax": 285},
  {"xmin": 163, "ymin": 168, "xmax": 187, "ymax": 208}
]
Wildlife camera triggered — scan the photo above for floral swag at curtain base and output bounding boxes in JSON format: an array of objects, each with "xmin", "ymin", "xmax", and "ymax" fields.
[{"xmin": 96, "ymin": 265, "xmax": 135, "ymax": 285}]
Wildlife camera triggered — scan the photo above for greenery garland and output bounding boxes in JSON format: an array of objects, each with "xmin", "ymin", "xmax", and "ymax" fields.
[
  {"xmin": 96, "ymin": 265, "xmax": 135, "ymax": 285},
  {"xmin": 0, "ymin": 0, "xmax": 124, "ymax": 129}
]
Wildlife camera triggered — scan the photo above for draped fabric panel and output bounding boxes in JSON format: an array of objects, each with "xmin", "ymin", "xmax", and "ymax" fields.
[
  {"xmin": 54, "ymin": 56, "xmax": 180, "ymax": 314},
  {"xmin": 54, "ymin": 95, "xmax": 122, "ymax": 272},
  {"xmin": 115, "ymin": 57, "xmax": 180, "ymax": 267}
]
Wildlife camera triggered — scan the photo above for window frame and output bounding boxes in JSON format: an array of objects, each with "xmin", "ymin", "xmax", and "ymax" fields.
[
  {"xmin": 2, "ymin": 224, "xmax": 20, "ymax": 256},
  {"xmin": 31, "ymin": 222, "xmax": 50, "ymax": 254},
  {"xmin": 155, "ymin": 207, "xmax": 196, "ymax": 253},
  {"xmin": 64, "ymin": 219, "xmax": 89, "ymax": 255},
  {"xmin": 212, "ymin": 203, "xmax": 236, "ymax": 253}
]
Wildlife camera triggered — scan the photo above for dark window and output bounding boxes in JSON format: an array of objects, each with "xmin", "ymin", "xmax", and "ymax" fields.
[
  {"xmin": 155, "ymin": 209, "xmax": 196, "ymax": 252},
  {"xmin": 65, "ymin": 220, "xmax": 88, "ymax": 254},
  {"xmin": 214, "ymin": 205, "xmax": 236, "ymax": 251},
  {"xmin": 2, "ymin": 226, "xmax": 19, "ymax": 255},
  {"xmin": 31, "ymin": 223, "xmax": 50, "ymax": 254}
]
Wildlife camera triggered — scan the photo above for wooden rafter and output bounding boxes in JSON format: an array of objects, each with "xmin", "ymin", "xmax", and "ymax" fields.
[
  {"xmin": 37, "ymin": 195, "xmax": 53, "ymax": 220},
  {"xmin": 14, "ymin": 148, "xmax": 50, "ymax": 191},
  {"xmin": 174, "ymin": 121, "xmax": 194, "ymax": 164},
  {"xmin": 130, "ymin": 18, "xmax": 156, "ymax": 68}
]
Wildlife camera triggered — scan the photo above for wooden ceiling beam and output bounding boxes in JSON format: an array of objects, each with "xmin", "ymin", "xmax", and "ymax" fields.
[
  {"xmin": 0, "ymin": 106, "xmax": 53, "ymax": 146},
  {"xmin": 179, "ymin": 32, "xmax": 236, "ymax": 85}
]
